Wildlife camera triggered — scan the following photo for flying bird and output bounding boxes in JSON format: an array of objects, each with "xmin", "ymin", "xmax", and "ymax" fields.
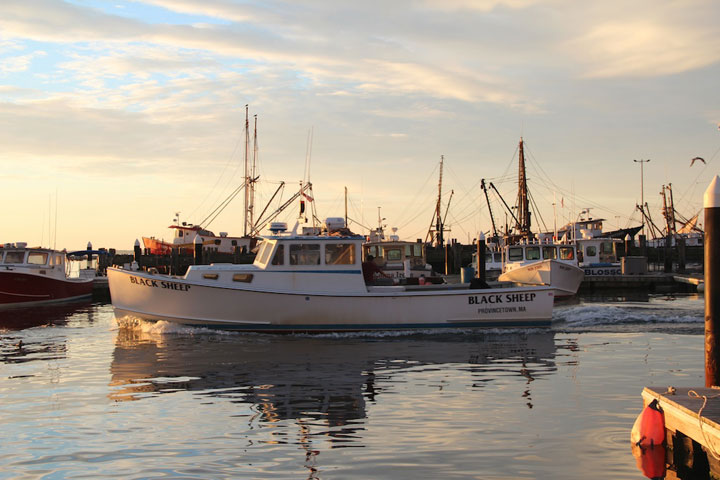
[{"xmin": 691, "ymin": 156, "xmax": 705, "ymax": 166}]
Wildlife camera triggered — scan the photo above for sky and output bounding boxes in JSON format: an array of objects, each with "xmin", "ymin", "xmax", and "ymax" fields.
[{"xmin": 1, "ymin": 0, "xmax": 719, "ymax": 250}]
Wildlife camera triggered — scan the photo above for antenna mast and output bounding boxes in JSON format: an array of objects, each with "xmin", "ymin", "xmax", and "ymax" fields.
[
  {"xmin": 249, "ymin": 114, "xmax": 258, "ymax": 233},
  {"xmin": 436, "ymin": 155, "xmax": 444, "ymax": 247},
  {"xmin": 243, "ymin": 105, "xmax": 250, "ymax": 237},
  {"xmin": 516, "ymin": 138, "xmax": 531, "ymax": 238}
]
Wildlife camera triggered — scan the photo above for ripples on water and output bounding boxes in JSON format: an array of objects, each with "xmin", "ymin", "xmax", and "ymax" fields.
[{"xmin": 0, "ymin": 294, "xmax": 705, "ymax": 479}]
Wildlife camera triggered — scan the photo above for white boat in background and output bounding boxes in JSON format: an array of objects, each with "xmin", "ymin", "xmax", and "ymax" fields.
[
  {"xmin": 497, "ymin": 242, "xmax": 584, "ymax": 299},
  {"xmin": 142, "ymin": 220, "xmax": 253, "ymax": 255},
  {"xmin": 0, "ymin": 243, "xmax": 94, "ymax": 308},
  {"xmin": 109, "ymin": 220, "xmax": 555, "ymax": 332},
  {"xmin": 576, "ymin": 237, "xmax": 623, "ymax": 276}
]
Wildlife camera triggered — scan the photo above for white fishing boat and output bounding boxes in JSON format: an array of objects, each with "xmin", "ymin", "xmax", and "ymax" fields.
[
  {"xmin": 0, "ymin": 243, "xmax": 94, "ymax": 308},
  {"xmin": 497, "ymin": 242, "xmax": 584, "ymax": 299},
  {"xmin": 109, "ymin": 221, "xmax": 555, "ymax": 332}
]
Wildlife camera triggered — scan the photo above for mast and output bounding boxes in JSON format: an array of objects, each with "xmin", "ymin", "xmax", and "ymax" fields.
[
  {"xmin": 243, "ymin": 105, "xmax": 250, "ymax": 237},
  {"xmin": 667, "ymin": 183, "xmax": 677, "ymax": 235},
  {"xmin": 249, "ymin": 114, "xmax": 258, "ymax": 233},
  {"xmin": 436, "ymin": 155, "xmax": 444, "ymax": 247},
  {"xmin": 481, "ymin": 179, "xmax": 498, "ymax": 241},
  {"xmin": 516, "ymin": 138, "xmax": 531, "ymax": 238}
]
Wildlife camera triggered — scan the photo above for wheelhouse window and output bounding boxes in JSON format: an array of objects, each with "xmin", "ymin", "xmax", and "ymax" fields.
[
  {"xmin": 585, "ymin": 246, "xmax": 597, "ymax": 257},
  {"xmin": 290, "ymin": 244, "xmax": 320, "ymax": 265},
  {"xmin": 366, "ymin": 245, "xmax": 378, "ymax": 258},
  {"xmin": 27, "ymin": 252, "xmax": 49, "ymax": 265},
  {"xmin": 51, "ymin": 254, "xmax": 64, "ymax": 266},
  {"xmin": 325, "ymin": 243, "xmax": 356, "ymax": 265},
  {"xmin": 271, "ymin": 244, "xmax": 285, "ymax": 265},
  {"xmin": 508, "ymin": 246, "xmax": 523, "ymax": 261},
  {"xmin": 525, "ymin": 246, "xmax": 540, "ymax": 260},
  {"xmin": 559, "ymin": 246, "xmax": 575, "ymax": 260},
  {"xmin": 413, "ymin": 244, "xmax": 422, "ymax": 257},
  {"xmin": 542, "ymin": 246, "xmax": 557, "ymax": 260},
  {"xmin": 600, "ymin": 241, "xmax": 614, "ymax": 254},
  {"xmin": 386, "ymin": 249, "xmax": 402, "ymax": 261},
  {"xmin": 4, "ymin": 251, "xmax": 25, "ymax": 264},
  {"xmin": 255, "ymin": 241, "xmax": 275, "ymax": 265}
]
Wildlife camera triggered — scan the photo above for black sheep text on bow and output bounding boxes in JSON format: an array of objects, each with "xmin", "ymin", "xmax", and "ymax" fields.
[
  {"xmin": 468, "ymin": 292, "xmax": 536, "ymax": 305},
  {"xmin": 129, "ymin": 276, "xmax": 191, "ymax": 291}
]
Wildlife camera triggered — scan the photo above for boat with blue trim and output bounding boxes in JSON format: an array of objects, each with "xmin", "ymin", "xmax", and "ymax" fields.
[{"xmin": 108, "ymin": 220, "xmax": 555, "ymax": 332}]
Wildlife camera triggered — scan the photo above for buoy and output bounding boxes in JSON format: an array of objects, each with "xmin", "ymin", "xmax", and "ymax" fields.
[{"xmin": 631, "ymin": 399, "xmax": 666, "ymax": 447}]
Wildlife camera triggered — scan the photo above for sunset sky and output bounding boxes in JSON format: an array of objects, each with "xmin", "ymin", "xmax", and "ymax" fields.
[{"xmin": 1, "ymin": 0, "xmax": 719, "ymax": 250}]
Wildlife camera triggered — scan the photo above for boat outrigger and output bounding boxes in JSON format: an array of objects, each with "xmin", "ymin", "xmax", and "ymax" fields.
[{"xmin": 109, "ymin": 220, "xmax": 555, "ymax": 332}]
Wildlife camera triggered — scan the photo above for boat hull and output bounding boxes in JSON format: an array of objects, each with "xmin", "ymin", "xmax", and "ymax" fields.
[
  {"xmin": 0, "ymin": 271, "xmax": 93, "ymax": 309},
  {"xmin": 498, "ymin": 259, "xmax": 584, "ymax": 298},
  {"xmin": 108, "ymin": 268, "xmax": 555, "ymax": 332}
]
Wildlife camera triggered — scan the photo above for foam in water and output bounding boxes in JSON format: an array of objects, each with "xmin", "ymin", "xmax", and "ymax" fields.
[
  {"xmin": 114, "ymin": 315, "xmax": 232, "ymax": 336},
  {"xmin": 554, "ymin": 298, "xmax": 703, "ymax": 327}
]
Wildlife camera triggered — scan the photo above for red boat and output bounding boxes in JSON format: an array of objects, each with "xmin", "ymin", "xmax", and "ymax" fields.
[{"xmin": 0, "ymin": 243, "xmax": 94, "ymax": 308}]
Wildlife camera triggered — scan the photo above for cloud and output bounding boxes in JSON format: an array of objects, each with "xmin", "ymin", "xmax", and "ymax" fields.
[
  {"xmin": 0, "ymin": 51, "xmax": 46, "ymax": 74},
  {"xmin": 566, "ymin": 1, "xmax": 720, "ymax": 78}
]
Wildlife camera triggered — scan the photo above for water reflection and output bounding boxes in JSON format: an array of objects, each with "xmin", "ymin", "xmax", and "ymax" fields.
[
  {"xmin": 0, "ymin": 300, "xmax": 93, "ymax": 331},
  {"xmin": 110, "ymin": 326, "xmax": 558, "ymax": 433},
  {"xmin": 0, "ymin": 301, "xmax": 96, "ymax": 366}
]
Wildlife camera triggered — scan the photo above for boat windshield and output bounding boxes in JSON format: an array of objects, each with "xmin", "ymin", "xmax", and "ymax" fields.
[
  {"xmin": 325, "ymin": 243, "xmax": 356, "ymax": 265},
  {"xmin": 27, "ymin": 252, "xmax": 49, "ymax": 265},
  {"xmin": 3, "ymin": 251, "xmax": 25, "ymax": 264},
  {"xmin": 559, "ymin": 246, "xmax": 575, "ymax": 260}
]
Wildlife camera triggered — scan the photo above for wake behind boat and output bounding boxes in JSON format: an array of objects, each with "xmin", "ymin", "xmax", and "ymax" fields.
[{"xmin": 109, "ymin": 221, "xmax": 555, "ymax": 332}]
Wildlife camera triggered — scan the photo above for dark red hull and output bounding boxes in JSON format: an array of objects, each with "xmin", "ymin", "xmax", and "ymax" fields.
[{"xmin": 0, "ymin": 271, "xmax": 93, "ymax": 308}]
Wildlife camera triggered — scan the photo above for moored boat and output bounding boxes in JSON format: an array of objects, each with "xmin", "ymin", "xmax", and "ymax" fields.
[
  {"xmin": 497, "ymin": 242, "xmax": 584, "ymax": 299},
  {"xmin": 109, "ymin": 221, "xmax": 555, "ymax": 332},
  {"xmin": 142, "ymin": 222, "xmax": 253, "ymax": 255},
  {"xmin": 0, "ymin": 243, "xmax": 94, "ymax": 308}
]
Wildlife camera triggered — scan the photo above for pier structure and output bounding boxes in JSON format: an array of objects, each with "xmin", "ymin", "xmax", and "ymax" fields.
[{"xmin": 636, "ymin": 177, "xmax": 719, "ymax": 479}]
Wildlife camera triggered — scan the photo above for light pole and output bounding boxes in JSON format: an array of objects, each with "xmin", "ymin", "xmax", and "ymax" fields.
[{"xmin": 634, "ymin": 159, "xmax": 651, "ymax": 237}]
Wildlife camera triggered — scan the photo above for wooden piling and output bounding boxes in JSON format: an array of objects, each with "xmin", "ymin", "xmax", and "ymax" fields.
[
  {"xmin": 476, "ymin": 234, "xmax": 486, "ymax": 283},
  {"xmin": 445, "ymin": 243, "xmax": 451, "ymax": 275},
  {"xmin": 86, "ymin": 242, "xmax": 93, "ymax": 270},
  {"xmin": 705, "ymin": 176, "xmax": 720, "ymax": 387},
  {"xmin": 678, "ymin": 235, "xmax": 686, "ymax": 274},
  {"xmin": 194, "ymin": 236, "xmax": 203, "ymax": 265},
  {"xmin": 133, "ymin": 239, "xmax": 141, "ymax": 262},
  {"xmin": 624, "ymin": 233, "xmax": 632, "ymax": 258}
]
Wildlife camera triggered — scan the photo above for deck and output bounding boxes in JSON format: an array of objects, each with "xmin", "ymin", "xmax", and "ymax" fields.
[{"xmin": 642, "ymin": 386, "xmax": 720, "ymax": 478}]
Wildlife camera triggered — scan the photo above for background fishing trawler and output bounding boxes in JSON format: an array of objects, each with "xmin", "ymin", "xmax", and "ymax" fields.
[
  {"xmin": 109, "ymin": 218, "xmax": 556, "ymax": 332},
  {"xmin": 142, "ymin": 215, "xmax": 254, "ymax": 255},
  {"xmin": 0, "ymin": 242, "xmax": 94, "ymax": 308}
]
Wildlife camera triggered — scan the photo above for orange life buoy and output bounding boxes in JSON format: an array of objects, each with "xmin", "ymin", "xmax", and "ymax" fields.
[{"xmin": 631, "ymin": 399, "xmax": 665, "ymax": 447}]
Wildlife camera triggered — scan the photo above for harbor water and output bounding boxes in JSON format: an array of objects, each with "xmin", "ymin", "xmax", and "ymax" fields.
[{"xmin": 0, "ymin": 294, "xmax": 704, "ymax": 479}]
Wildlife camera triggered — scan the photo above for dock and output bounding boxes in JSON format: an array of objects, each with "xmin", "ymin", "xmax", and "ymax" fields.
[{"xmin": 642, "ymin": 386, "xmax": 720, "ymax": 478}]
